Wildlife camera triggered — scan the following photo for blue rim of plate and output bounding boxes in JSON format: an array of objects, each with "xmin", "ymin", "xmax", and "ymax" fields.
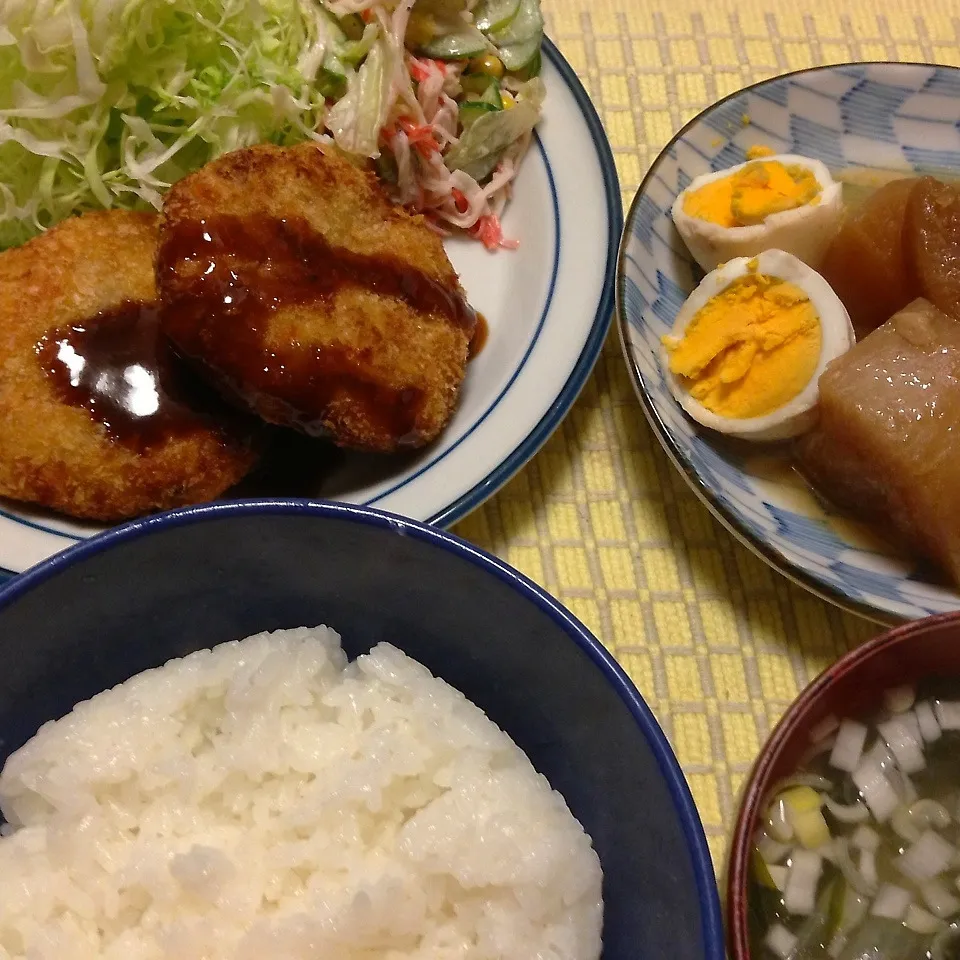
[
  {"xmin": 0, "ymin": 497, "xmax": 725, "ymax": 960},
  {"xmin": 616, "ymin": 61, "xmax": 952, "ymax": 627},
  {"xmin": 430, "ymin": 36, "xmax": 621, "ymax": 527},
  {"xmin": 0, "ymin": 35, "xmax": 620, "ymax": 583}
]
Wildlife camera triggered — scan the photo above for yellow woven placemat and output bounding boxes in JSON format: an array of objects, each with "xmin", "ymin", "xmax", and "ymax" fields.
[{"xmin": 452, "ymin": 0, "xmax": 956, "ymax": 874}]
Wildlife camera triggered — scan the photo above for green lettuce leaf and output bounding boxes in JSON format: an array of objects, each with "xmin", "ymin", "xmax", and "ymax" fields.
[
  {"xmin": 325, "ymin": 37, "xmax": 393, "ymax": 158},
  {"xmin": 444, "ymin": 76, "xmax": 544, "ymax": 182}
]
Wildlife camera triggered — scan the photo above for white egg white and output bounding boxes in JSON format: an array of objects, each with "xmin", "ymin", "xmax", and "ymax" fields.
[
  {"xmin": 661, "ymin": 249, "xmax": 855, "ymax": 442},
  {"xmin": 671, "ymin": 154, "xmax": 843, "ymax": 273}
]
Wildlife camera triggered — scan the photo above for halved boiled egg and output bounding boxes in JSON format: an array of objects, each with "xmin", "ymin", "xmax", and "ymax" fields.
[
  {"xmin": 661, "ymin": 249, "xmax": 854, "ymax": 442},
  {"xmin": 672, "ymin": 154, "xmax": 843, "ymax": 272}
]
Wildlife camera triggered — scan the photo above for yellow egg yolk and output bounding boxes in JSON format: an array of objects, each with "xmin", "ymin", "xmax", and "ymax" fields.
[
  {"xmin": 746, "ymin": 144, "xmax": 776, "ymax": 160},
  {"xmin": 663, "ymin": 271, "xmax": 822, "ymax": 419},
  {"xmin": 682, "ymin": 160, "xmax": 822, "ymax": 228}
]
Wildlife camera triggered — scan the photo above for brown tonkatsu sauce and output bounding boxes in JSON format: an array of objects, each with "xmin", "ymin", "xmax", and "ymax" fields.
[
  {"xmin": 37, "ymin": 215, "xmax": 481, "ymax": 455},
  {"xmin": 156, "ymin": 214, "xmax": 477, "ymax": 443},
  {"xmin": 470, "ymin": 312, "xmax": 489, "ymax": 359},
  {"xmin": 35, "ymin": 301, "xmax": 224, "ymax": 451}
]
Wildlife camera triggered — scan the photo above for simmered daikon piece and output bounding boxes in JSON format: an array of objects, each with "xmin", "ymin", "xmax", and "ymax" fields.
[
  {"xmin": 819, "ymin": 178, "xmax": 921, "ymax": 339},
  {"xmin": 906, "ymin": 177, "xmax": 960, "ymax": 321},
  {"xmin": 797, "ymin": 298, "xmax": 960, "ymax": 583}
]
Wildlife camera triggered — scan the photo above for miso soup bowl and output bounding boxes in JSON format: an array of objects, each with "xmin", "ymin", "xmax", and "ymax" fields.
[
  {"xmin": 727, "ymin": 611, "xmax": 960, "ymax": 958},
  {"xmin": 0, "ymin": 499, "xmax": 723, "ymax": 960}
]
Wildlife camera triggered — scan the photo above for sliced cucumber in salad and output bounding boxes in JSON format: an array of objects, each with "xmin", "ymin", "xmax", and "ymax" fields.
[
  {"xmin": 459, "ymin": 100, "xmax": 499, "ymax": 127},
  {"xmin": 487, "ymin": 0, "xmax": 543, "ymax": 47},
  {"xmin": 460, "ymin": 78, "xmax": 504, "ymax": 126},
  {"xmin": 479, "ymin": 0, "xmax": 543, "ymax": 76},
  {"xmin": 410, "ymin": 0, "xmax": 543, "ymax": 71},
  {"xmin": 417, "ymin": 25, "xmax": 490, "ymax": 60},
  {"xmin": 460, "ymin": 77, "xmax": 503, "ymax": 129},
  {"xmin": 474, "ymin": 0, "xmax": 521, "ymax": 33},
  {"xmin": 478, "ymin": 80, "xmax": 504, "ymax": 107},
  {"xmin": 514, "ymin": 48, "xmax": 541, "ymax": 79},
  {"xmin": 497, "ymin": 34, "xmax": 541, "ymax": 73}
]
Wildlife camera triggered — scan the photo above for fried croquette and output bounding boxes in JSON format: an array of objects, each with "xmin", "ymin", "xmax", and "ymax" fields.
[
  {"xmin": 157, "ymin": 142, "xmax": 477, "ymax": 453},
  {"xmin": 0, "ymin": 211, "xmax": 262, "ymax": 522}
]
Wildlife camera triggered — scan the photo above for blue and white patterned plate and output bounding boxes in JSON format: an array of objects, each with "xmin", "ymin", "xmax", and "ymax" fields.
[{"xmin": 618, "ymin": 62, "xmax": 960, "ymax": 625}]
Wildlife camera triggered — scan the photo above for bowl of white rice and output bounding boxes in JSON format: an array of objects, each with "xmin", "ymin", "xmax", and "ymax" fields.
[{"xmin": 0, "ymin": 500, "xmax": 722, "ymax": 960}]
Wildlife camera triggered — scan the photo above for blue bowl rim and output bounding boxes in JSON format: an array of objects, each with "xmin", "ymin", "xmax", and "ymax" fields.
[
  {"xmin": 615, "ymin": 60, "xmax": 960, "ymax": 628},
  {"xmin": 0, "ymin": 497, "xmax": 724, "ymax": 960}
]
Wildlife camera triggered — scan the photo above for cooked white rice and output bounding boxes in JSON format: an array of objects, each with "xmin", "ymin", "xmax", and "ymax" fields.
[{"xmin": 0, "ymin": 626, "xmax": 603, "ymax": 960}]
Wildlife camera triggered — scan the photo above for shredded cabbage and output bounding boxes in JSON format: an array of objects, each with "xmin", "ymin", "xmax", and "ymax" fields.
[
  {"xmin": 0, "ymin": 0, "xmax": 545, "ymax": 250},
  {"xmin": 0, "ymin": 0, "xmax": 331, "ymax": 247}
]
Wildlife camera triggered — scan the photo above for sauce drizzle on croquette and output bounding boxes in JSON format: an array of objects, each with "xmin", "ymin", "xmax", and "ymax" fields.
[
  {"xmin": 160, "ymin": 215, "xmax": 477, "ymax": 331},
  {"xmin": 157, "ymin": 214, "xmax": 478, "ymax": 443},
  {"xmin": 35, "ymin": 301, "xmax": 234, "ymax": 451}
]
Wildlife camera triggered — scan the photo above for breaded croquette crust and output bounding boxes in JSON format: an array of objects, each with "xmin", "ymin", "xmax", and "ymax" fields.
[
  {"xmin": 157, "ymin": 142, "xmax": 475, "ymax": 453},
  {"xmin": 0, "ymin": 211, "xmax": 261, "ymax": 521}
]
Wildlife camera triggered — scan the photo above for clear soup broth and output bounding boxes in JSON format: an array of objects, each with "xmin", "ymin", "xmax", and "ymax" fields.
[{"xmin": 750, "ymin": 681, "xmax": 960, "ymax": 960}]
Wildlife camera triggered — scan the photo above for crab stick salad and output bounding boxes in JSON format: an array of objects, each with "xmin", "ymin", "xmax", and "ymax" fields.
[
  {"xmin": 343, "ymin": 0, "xmax": 547, "ymax": 247},
  {"xmin": 0, "ymin": 0, "xmax": 544, "ymax": 250}
]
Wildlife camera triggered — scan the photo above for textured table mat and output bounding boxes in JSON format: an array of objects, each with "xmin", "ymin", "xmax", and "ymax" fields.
[{"xmin": 452, "ymin": 0, "xmax": 957, "ymax": 874}]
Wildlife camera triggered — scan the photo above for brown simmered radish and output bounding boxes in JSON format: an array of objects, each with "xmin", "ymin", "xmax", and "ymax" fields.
[
  {"xmin": 796, "ymin": 298, "xmax": 960, "ymax": 584},
  {"xmin": 819, "ymin": 178, "xmax": 920, "ymax": 339},
  {"xmin": 905, "ymin": 176, "xmax": 960, "ymax": 321}
]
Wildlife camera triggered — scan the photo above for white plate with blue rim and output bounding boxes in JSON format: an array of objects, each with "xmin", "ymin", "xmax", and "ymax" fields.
[
  {"xmin": 618, "ymin": 61, "xmax": 960, "ymax": 626},
  {"xmin": 0, "ymin": 38, "xmax": 621, "ymax": 585}
]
